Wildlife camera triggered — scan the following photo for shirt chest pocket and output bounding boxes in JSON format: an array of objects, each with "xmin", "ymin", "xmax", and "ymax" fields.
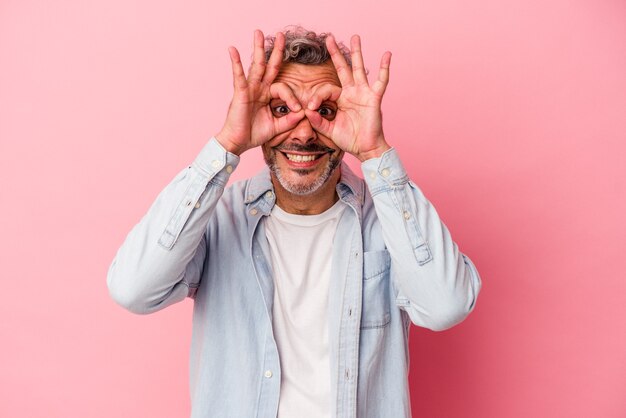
[{"xmin": 361, "ymin": 250, "xmax": 391, "ymax": 329}]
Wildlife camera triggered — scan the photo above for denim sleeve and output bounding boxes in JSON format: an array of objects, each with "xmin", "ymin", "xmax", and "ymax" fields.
[
  {"xmin": 107, "ymin": 138, "xmax": 240, "ymax": 314},
  {"xmin": 361, "ymin": 148, "xmax": 481, "ymax": 331}
]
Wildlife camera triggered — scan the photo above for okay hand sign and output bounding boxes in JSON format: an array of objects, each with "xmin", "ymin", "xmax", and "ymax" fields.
[
  {"xmin": 216, "ymin": 30, "xmax": 304, "ymax": 156},
  {"xmin": 305, "ymin": 35, "xmax": 392, "ymax": 162}
]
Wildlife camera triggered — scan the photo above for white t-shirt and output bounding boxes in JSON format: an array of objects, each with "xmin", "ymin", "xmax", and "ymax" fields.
[{"xmin": 264, "ymin": 200, "xmax": 346, "ymax": 418}]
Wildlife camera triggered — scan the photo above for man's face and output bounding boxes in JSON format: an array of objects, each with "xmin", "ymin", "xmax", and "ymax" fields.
[{"xmin": 262, "ymin": 62, "xmax": 344, "ymax": 196}]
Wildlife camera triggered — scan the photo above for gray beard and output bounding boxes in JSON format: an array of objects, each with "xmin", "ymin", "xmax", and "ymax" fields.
[{"xmin": 265, "ymin": 153, "xmax": 341, "ymax": 196}]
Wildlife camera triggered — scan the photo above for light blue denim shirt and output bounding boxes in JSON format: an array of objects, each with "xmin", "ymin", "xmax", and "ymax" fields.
[{"xmin": 107, "ymin": 138, "xmax": 481, "ymax": 418}]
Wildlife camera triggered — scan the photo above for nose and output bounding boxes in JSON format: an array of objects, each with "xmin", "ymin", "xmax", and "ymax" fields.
[{"xmin": 290, "ymin": 115, "xmax": 317, "ymax": 143}]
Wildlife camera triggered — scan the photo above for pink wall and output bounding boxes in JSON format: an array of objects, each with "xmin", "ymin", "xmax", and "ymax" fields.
[{"xmin": 1, "ymin": 0, "xmax": 625, "ymax": 416}]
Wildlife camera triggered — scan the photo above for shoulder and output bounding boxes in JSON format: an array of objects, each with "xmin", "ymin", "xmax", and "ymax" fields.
[{"xmin": 223, "ymin": 167, "xmax": 272, "ymax": 201}]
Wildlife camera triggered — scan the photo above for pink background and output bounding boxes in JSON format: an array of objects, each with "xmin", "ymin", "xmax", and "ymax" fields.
[{"xmin": 1, "ymin": 0, "xmax": 625, "ymax": 416}]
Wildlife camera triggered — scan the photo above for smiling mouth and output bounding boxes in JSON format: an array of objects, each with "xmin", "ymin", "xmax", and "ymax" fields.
[
  {"xmin": 283, "ymin": 153, "xmax": 323, "ymax": 162},
  {"xmin": 275, "ymin": 144, "xmax": 335, "ymax": 164}
]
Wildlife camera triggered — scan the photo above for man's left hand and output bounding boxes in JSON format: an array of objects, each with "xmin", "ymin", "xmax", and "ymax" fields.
[{"xmin": 305, "ymin": 35, "xmax": 392, "ymax": 162}]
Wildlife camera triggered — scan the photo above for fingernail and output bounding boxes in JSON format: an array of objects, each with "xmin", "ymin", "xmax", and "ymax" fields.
[
  {"xmin": 292, "ymin": 103, "xmax": 301, "ymax": 111},
  {"xmin": 307, "ymin": 102, "xmax": 316, "ymax": 110}
]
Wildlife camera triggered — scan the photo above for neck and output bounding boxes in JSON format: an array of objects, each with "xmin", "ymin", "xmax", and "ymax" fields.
[{"xmin": 272, "ymin": 170, "xmax": 341, "ymax": 215}]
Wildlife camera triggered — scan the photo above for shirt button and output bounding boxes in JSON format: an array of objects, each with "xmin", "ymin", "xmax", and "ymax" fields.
[
  {"xmin": 195, "ymin": 202, "xmax": 201, "ymax": 209},
  {"xmin": 265, "ymin": 191, "xmax": 274, "ymax": 199},
  {"xmin": 369, "ymin": 171, "xmax": 376, "ymax": 180},
  {"xmin": 226, "ymin": 165, "xmax": 233, "ymax": 173},
  {"xmin": 250, "ymin": 208, "xmax": 258, "ymax": 216},
  {"xmin": 264, "ymin": 370, "xmax": 273, "ymax": 378},
  {"xmin": 381, "ymin": 168, "xmax": 390, "ymax": 177},
  {"xmin": 403, "ymin": 211, "xmax": 411, "ymax": 220},
  {"xmin": 211, "ymin": 160, "xmax": 221, "ymax": 168}
]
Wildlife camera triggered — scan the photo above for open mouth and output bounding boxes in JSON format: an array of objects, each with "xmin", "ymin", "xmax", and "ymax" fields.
[
  {"xmin": 273, "ymin": 143, "xmax": 336, "ymax": 167},
  {"xmin": 283, "ymin": 153, "xmax": 324, "ymax": 163}
]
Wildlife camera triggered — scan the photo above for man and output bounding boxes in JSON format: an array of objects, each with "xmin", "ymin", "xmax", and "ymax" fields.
[{"xmin": 108, "ymin": 27, "xmax": 481, "ymax": 418}]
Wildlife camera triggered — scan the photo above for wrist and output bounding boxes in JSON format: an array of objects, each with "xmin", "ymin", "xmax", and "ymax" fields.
[
  {"xmin": 356, "ymin": 141, "xmax": 391, "ymax": 162},
  {"xmin": 215, "ymin": 132, "xmax": 245, "ymax": 156}
]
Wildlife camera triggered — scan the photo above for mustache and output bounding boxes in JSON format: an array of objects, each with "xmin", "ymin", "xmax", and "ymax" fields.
[{"xmin": 273, "ymin": 143, "xmax": 335, "ymax": 154}]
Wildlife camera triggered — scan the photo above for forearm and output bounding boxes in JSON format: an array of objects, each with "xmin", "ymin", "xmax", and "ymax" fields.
[
  {"xmin": 362, "ymin": 149, "xmax": 481, "ymax": 331},
  {"xmin": 107, "ymin": 138, "xmax": 240, "ymax": 314}
]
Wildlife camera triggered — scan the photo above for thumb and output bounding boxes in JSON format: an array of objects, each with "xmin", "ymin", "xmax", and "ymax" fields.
[
  {"xmin": 274, "ymin": 110, "xmax": 306, "ymax": 136},
  {"xmin": 305, "ymin": 109, "xmax": 334, "ymax": 139}
]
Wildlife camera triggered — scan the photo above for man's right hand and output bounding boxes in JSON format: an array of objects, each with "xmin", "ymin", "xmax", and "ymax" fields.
[{"xmin": 216, "ymin": 30, "xmax": 304, "ymax": 156}]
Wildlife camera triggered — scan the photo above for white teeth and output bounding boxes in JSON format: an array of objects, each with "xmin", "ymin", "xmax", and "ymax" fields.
[{"xmin": 286, "ymin": 154, "xmax": 317, "ymax": 162}]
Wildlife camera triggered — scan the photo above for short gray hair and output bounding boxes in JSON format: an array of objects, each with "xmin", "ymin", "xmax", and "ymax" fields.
[{"xmin": 264, "ymin": 26, "xmax": 352, "ymax": 66}]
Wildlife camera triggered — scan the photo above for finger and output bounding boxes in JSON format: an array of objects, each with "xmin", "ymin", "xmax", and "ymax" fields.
[
  {"xmin": 326, "ymin": 35, "xmax": 354, "ymax": 87},
  {"xmin": 228, "ymin": 46, "xmax": 247, "ymax": 90},
  {"xmin": 350, "ymin": 35, "xmax": 368, "ymax": 85},
  {"xmin": 262, "ymin": 32, "xmax": 285, "ymax": 85},
  {"xmin": 248, "ymin": 29, "xmax": 266, "ymax": 82},
  {"xmin": 270, "ymin": 82, "xmax": 302, "ymax": 112},
  {"xmin": 307, "ymin": 83, "xmax": 342, "ymax": 111},
  {"xmin": 305, "ymin": 108, "xmax": 333, "ymax": 138},
  {"xmin": 274, "ymin": 110, "xmax": 306, "ymax": 135},
  {"xmin": 372, "ymin": 51, "xmax": 392, "ymax": 96}
]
